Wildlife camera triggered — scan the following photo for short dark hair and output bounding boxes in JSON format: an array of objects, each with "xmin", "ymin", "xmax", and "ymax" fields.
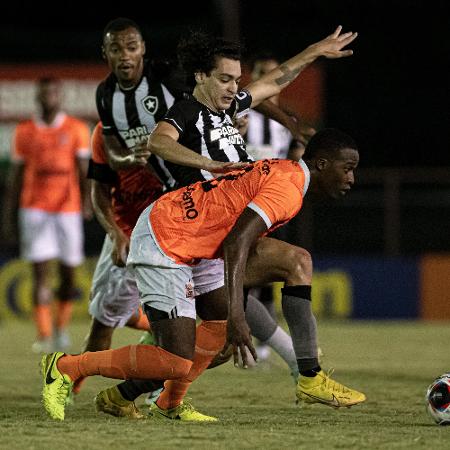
[
  {"xmin": 102, "ymin": 17, "xmax": 143, "ymax": 43},
  {"xmin": 303, "ymin": 128, "xmax": 358, "ymax": 160},
  {"xmin": 177, "ymin": 30, "xmax": 242, "ymax": 77}
]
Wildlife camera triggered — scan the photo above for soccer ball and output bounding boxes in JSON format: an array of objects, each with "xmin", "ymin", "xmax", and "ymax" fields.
[{"xmin": 425, "ymin": 373, "xmax": 450, "ymax": 425}]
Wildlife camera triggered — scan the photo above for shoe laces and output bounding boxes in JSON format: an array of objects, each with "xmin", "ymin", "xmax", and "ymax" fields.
[
  {"xmin": 320, "ymin": 368, "xmax": 351, "ymax": 394},
  {"xmin": 178, "ymin": 399, "xmax": 195, "ymax": 413}
]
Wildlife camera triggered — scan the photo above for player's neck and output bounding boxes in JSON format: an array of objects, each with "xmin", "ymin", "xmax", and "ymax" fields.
[
  {"xmin": 117, "ymin": 62, "xmax": 144, "ymax": 90},
  {"xmin": 193, "ymin": 88, "xmax": 218, "ymax": 113},
  {"xmin": 41, "ymin": 109, "xmax": 59, "ymax": 125}
]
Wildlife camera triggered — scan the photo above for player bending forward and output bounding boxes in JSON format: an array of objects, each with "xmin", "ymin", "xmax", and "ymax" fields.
[{"xmin": 41, "ymin": 128, "xmax": 365, "ymax": 421}]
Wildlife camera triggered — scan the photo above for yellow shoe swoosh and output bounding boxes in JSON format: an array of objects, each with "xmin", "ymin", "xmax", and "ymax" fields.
[
  {"xmin": 45, "ymin": 354, "xmax": 59, "ymax": 385},
  {"xmin": 300, "ymin": 391, "xmax": 341, "ymax": 407}
]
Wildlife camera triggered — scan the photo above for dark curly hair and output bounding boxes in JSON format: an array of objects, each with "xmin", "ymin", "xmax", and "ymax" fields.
[
  {"xmin": 303, "ymin": 128, "xmax": 358, "ymax": 160},
  {"xmin": 177, "ymin": 30, "xmax": 242, "ymax": 78}
]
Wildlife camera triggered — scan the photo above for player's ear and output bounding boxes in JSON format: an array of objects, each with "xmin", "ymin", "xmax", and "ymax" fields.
[
  {"xmin": 316, "ymin": 158, "xmax": 329, "ymax": 171},
  {"xmin": 195, "ymin": 72, "xmax": 205, "ymax": 84}
]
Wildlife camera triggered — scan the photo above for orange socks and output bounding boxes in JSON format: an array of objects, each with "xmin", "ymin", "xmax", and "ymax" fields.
[
  {"xmin": 157, "ymin": 320, "xmax": 227, "ymax": 410},
  {"xmin": 34, "ymin": 304, "xmax": 52, "ymax": 339},
  {"xmin": 72, "ymin": 376, "xmax": 86, "ymax": 395},
  {"xmin": 126, "ymin": 308, "xmax": 151, "ymax": 331},
  {"xmin": 57, "ymin": 344, "xmax": 192, "ymax": 382},
  {"xmin": 55, "ymin": 300, "xmax": 73, "ymax": 331}
]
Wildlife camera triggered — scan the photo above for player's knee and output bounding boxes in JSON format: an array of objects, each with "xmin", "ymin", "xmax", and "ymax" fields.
[{"xmin": 286, "ymin": 247, "xmax": 312, "ymax": 283}]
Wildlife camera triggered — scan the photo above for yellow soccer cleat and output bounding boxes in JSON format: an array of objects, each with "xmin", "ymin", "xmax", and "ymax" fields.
[
  {"xmin": 41, "ymin": 352, "xmax": 74, "ymax": 420},
  {"xmin": 149, "ymin": 401, "xmax": 218, "ymax": 422},
  {"xmin": 296, "ymin": 369, "xmax": 366, "ymax": 408},
  {"xmin": 94, "ymin": 386, "xmax": 144, "ymax": 419}
]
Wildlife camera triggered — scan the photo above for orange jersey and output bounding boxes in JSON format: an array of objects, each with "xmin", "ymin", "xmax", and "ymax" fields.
[
  {"xmin": 12, "ymin": 113, "xmax": 90, "ymax": 213},
  {"xmin": 150, "ymin": 159, "xmax": 310, "ymax": 265},
  {"xmin": 91, "ymin": 122, "xmax": 163, "ymax": 237}
]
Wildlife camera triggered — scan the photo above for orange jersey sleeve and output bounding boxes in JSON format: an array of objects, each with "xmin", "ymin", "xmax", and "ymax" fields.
[
  {"xmin": 150, "ymin": 159, "xmax": 309, "ymax": 265},
  {"xmin": 11, "ymin": 121, "xmax": 32, "ymax": 162},
  {"xmin": 91, "ymin": 122, "xmax": 108, "ymax": 164},
  {"xmin": 70, "ymin": 118, "xmax": 91, "ymax": 158},
  {"xmin": 248, "ymin": 159, "xmax": 309, "ymax": 229},
  {"xmin": 89, "ymin": 120, "xmax": 163, "ymax": 237}
]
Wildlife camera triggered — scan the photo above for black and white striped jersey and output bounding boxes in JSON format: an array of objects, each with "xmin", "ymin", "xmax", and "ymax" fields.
[
  {"xmin": 161, "ymin": 89, "xmax": 253, "ymax": 187},
  {"xmin": 96, "ymin": 60, "xmax": 188, "ymax": 188}
]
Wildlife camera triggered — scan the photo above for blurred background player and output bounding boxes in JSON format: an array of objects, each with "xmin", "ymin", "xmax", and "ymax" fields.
[
  {"xmin": 245, "ymin": 53, "xmax": 315, "ymax": 161},
  {"xmin": 2, "ymin": 77, "xmax": 92, "ymax": 353}
]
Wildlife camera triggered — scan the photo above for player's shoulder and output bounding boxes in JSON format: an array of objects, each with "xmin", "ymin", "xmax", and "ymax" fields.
[
  {"xmin": 255, "ymin": 158, "xmax": 303, "ymax": 182},
  {"xmin": 167, "ymin": 96, "xmax": 198, "ymax": 114},
  {"xmin": 16, "ymin": 118, "xmax": 33, "ymax": 129},
  {"xmin": 64, "ymin": 115, "xmax": 90, "ymax": 130},
  {"xmin": 96, "ymin": 72, "xmax": 116, "ymax": 95},
  {"xmin": 257, "ymin": 158, "xmax": 299, "ymax": 170},
  {"xmin": 14, "ymin": 119, "xmax": 34, "ymax": 136}
]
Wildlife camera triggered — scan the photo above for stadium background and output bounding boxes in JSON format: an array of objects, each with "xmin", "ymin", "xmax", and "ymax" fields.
[{"xmin": 0, "ymin": 0, "xmax": 449, "ymax": 322}]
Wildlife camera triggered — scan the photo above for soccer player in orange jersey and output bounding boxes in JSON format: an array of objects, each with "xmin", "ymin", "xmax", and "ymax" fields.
[
  {"xmin": 3, "ymin": 77, "xmax": 92, "ymax": 353},
  {"xmin": 41, "ymin": 128, "xmax": 366, "ymax": 422}
]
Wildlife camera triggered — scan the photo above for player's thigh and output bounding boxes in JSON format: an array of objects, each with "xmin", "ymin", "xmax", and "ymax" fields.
[
  {"xmin": 18, "ymin": 208, "xmax": 58, "ymax": 262},
  {"xmin": 196, "ymin": 286, "xmax": 228, "ymax": 321},
  {"xmin": 55, "ymin": 212, "xmax": 84, "ymax": 266},
  {"xmin": 244, "ymin": 237, "xmax": 311, "ymax": 287},
  {"xmin": 135, "ymin": 263, "xmax": 198, "ymax": 358},
  {"xmin": 193, "ymin": 258, "xmax": 227, "ymax": 320},
  {"xmin": 89, "ymin": 236, "xmax": 140, "ymax": 328}
]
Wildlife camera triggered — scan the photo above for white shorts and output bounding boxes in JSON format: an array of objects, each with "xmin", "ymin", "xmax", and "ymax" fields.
[
  {"xmin": 127, "ymin": 204, "xmax": 225, "ymax": 320},
  {"xmin": 88, "ymin": 235, "xmax": 141, "ymax": 328},
  {"xmin": 19, "ymin": 208, "xmax": 84, "ymax": 266}
]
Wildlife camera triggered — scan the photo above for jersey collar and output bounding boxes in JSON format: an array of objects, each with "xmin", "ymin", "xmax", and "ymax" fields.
[
  {"xmin": 298, "ymin": 159, "xmax": 311, "ymax": 196},
  {"xmin": 34, "ymin": 111, "xmax": 66, "ymax": 129}
]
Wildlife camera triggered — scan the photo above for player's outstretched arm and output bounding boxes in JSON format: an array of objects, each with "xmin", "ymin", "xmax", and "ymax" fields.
[
  {"xmin": 247, "ymin": 26, "xmax": 358, "ymax": 107},
  {"xmin": 148, "ymin": 121, "xmax": 249, "ymax": 173}
]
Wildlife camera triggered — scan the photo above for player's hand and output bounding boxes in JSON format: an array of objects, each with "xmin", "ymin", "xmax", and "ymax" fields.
[
  {"xmin": 207, "ymin": 347, "xmax": 233, "ymax": 369},
  {"xmin": 111, "ymin": 231, "xmax": 130, "ymax": 267},
  {"xmin": 291, "ymin": 123, "xmax": 316, "ymax": 146},
  {"xmin": 131, "ymin": 142, "xmax": 152, "ymax": 167},
  {"xmin": 311, "ymin": 26, "xmax": 358, "ymax": 59},
  {"xmin": 208, "ymin": 161, "xmax": 250, "ymax": 174},
  {"xmin": 221, "ymin": 316, "xmax": 257, "ymax": 369}
]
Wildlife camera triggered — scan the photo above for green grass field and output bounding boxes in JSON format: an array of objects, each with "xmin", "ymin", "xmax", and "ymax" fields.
[{"xmin": 1, "ymin": 319, "xmax": 449, "ymax": 449}]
